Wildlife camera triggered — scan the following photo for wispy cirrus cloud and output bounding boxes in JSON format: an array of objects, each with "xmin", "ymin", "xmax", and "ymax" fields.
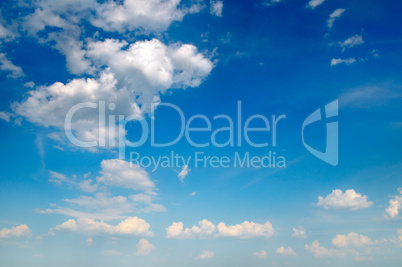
[
  {"xmin": 331, "ymin": 58, "xmax": 356, "ymax": 66},
  {"xmin": 339, "ymin": 35, "xmax": 364, "ymax": 51},
  {"xmin": 307, "ymin": 0, "xmax": 326, "ymax": 9},
  {"xmin": 328, "ymin": 9, "xmax": 346, "ymax": 29},
  {"xmin": 339, "ymin": 84, "xmax": 402, "ymax": 108}
]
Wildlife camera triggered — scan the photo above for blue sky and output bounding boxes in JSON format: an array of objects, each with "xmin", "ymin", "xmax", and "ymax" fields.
[{"xmin": 0, "ymin": 0, "xmax": 401, "ymax": 266}]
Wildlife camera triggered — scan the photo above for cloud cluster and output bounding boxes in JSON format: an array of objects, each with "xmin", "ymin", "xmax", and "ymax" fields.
[
  {"xmin": 305, "ymin": 240, "xmax": 338, "ymax": 257},
  {"xmin": 53, "ymin": 217, "xmax": 153, "ymax": 236},
  {"xmin": 332, "ymin": 232, "xmax": 372, "ymax": 247},
  {"xmin": 276, "ymin": 246, "xmax": 296, "ymax": 256},
  {"xmin": 0, "ymin": 224, "xmax": 31, "ymax": 239},
  {"xmin": 317, "ymin": 189, "xmax": 373, "ymax": 210},
  {"xmin": 41, "ymin": 159, "xmax": 165, "ymax": 221},
  {"xmin": 166, "ymin": 219, "xmax": 274, "ymax": 239},
  {"xmin": 12, "ymin": 39, "xmax": 214, "ymax": 149}
]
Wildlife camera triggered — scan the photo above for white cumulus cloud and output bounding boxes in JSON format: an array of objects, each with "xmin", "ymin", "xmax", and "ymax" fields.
[
  {"xmin": 136, "ymin": 239, "xmax": 155, "ymax": 255},
  {"xmin": 53, "ymin": 217, "xmax": 153, "ymax": 236},
  {"xmin": 332, "ymin": 232, "xmax": 372, "ymax": 247},
  {"xmin": 166, "ymin": 219, "xmax": 274, "ymax": 239},
  {"xmin": 276, "ymin": 246, "xmax": 296, "ymax": 256},
  {"xmin": 317, "ymin": 189, "xmax": 373, "ymax": 210},
  {"xmin": 305, "ymin": 240, "xmax": 338, "ymax": 257},
  {"xmin": 0, "ymin": 224, "xmax": 31, "ymax": 239}
]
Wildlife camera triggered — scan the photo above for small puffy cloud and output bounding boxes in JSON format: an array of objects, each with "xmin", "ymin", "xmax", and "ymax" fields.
[
  {"xmin": 166, "ymin": 219, "xmax": 274, "ymax": 239},
  {"xmin": 253, "ymin": 250, "xmax": 267, "ymax": 259},
  {"xmin": 327, "ymin": 8, "xmax": 346, "ymax": 29},
  {"xmin": 276, "ymin": 246, "xmax": 296, "ymax": 256},
  {"xmin": 53, "ymin": 217, "xmax": 153, "ymax": 236},
  {"xmin": 217, "ymin": 221, "xmax": 274, "ymax": 239},
  {"xmin": 97, "ymin": 159, "xmax": 154, "ymax": 192},
  {"xmin": 305, "ymin": 240, "xmax": 335, "ymax": 257},
  {"xmin": 339, "ymin": 35, "xmax": 364, "ymax": 51},
  {"xmin": 317, "ymin": 189, "xmax": 373, "ymax": 210},
  {"xmin": 0, "ymin": 53, "xmax": 24, "ymax": 78},
  {"xmin": 178, "ymin": 165, "xmax": 190, "ymax": 182},
  {"xmin": 386, "ymin": 188, "xmax": 402, "ymax": 218},
  {"xmin": 101, "ymin": 249, "xmax": 122, "ymax": 256},
  {"xmin": 189, "ymin": 192, "xmax": 197, "ymax": 196},
  {"xmin": 307, "ymin": 0, "xmax": 326, "ymax": 9},
  {"xmin": 0, "ymin": 224, "xmax": 31, "ymax": 239},
  {"xmin": 292, "ymin": 226, "xmax": 307, "ymax": 239},
  {"xmin": 86, "ymin": 237, "xmax": 93, "ymax": 246},
  {"xmin": 136, "ymin": 239, "xmax": 155, "ymax": 256},
  {"xmin": 195, "ymin": 250, "xmax": 214, "ymax": 260},
  {"xmin": 332, "ymin": 232, "xmax": 372, "ymax": 247},
  {"xmin": 210, "ymin": 1, "xmax": 223, "ymax": 17},
  {"xmin": 24, "ymin": 81, "xmax": 35, "ymax": 88},
  {"xmin": 166, "ymin": 219, "xmax": 216, "ymax": 239},
  {"xmin": 331, "ymin": 58, "xmax": 356, "ymax": 66}
]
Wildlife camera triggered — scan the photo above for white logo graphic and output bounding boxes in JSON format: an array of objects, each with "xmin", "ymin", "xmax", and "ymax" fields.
[{"xmin": 302, "ymin": 100, "xmax": 339, "ymax": 166}]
